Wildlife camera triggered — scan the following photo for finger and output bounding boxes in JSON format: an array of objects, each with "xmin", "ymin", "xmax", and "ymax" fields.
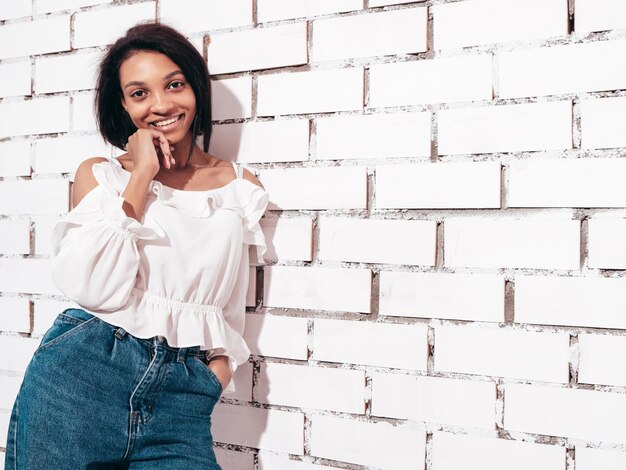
[{"xmin": 158, "ymin": 137, "xmax": 172, "ymax": 168}]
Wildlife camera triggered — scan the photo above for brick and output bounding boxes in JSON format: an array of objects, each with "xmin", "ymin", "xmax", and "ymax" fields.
[
  {"xmin": 370, "ymin": 0, "xmax": 418, "ymax": 6},
  {"xmin": 318, "ymin": 216, "xmax": 437, "ymax": 265},
  {"xmin": 208, "ymin": 23, "xmax": 307, "ymax": 74},
  {"xmin": 258, "ymin": 165, "xmax": 367, "ymax": 210},
  {"xmin": 580, "ymin": 97, "xmax": 626, "ymax": 149},
  {"xmin": 499, "ymin": 39, "xmax": 626, "ymax": 99},
  {"xmin": 257, "ymin": 0, "xmax": 362, "ymax": 22},
  {"xmin": 509, "ymin": 158, "xmax": 626, "ymax": 208},
  {"xmin": 0, "ymin": 140, "xmax": 31, "ymax": 177},
  {"xmin": 0, "ymin": 258, "xmax": 58, "ymax": 295},
  {"xmin": 243, "ymin": 313, "xmax": 309, "ymax": 360},
  {"xmin": 160, "ymin": 0, "xmax": 252, "ymax": 33},
  {"xmin": 35, "ymin": 51, "xmax": 101, "ymax": 94},
  {"xmin": 33, "ymin": 217, "xmax": 57, "ymax": 255},
  {"xmin": 257, "ymin": 363, "xmax": 365, "ymax": 413},
  {"xmin": 0, "ymin": 96, "xmax": 71, "ymax": 139},
  {"xmin": 74, "ymin": 3, "xmax": 156, "ymax": 49},
  {"xmin": 221, "ymin": 361, "xmax": 253, "ymax": 401},
  {"xmin": 34, "ymin": 134, "xmax": 111, "ymax": 175},
  {"xmin": 212, "ymin": 403, "xmax": 304, "ymax": 454},
  {"xmin": 0, "ymin": 179, "xmax": 68, "ymax": 215},
  {"xmin": 36, "ymin": 0, "xmax": 112, "ymax": 14},
  {"xmin": 445, "ymin": 217, "xmax": 580, "ymax": 269},
  {"xmin": 439, "ymin": 101, "xmax": 572, "ymax": 155},
  {"xmin": 215, "ymin": 448, "xmax": 254, "ymax": 470},
  {"xmin": 0, "ymin": 16, "xmax": 70, "ymax": 60},
  {"xmin": 515, "ymin": 275, "xmax": 626, "ymax": 329},
  {"xmin": 258, "ymin": 453, "xmax": 343, "ymax": 469},
  {"xmin": 310, "ymin": 414, "xmax": 426, "ymax": 469},
  {"xmin": 588, "ymin": 219, "xmax": 626, "ymax": 269},
  {"xmin": 257, "ymin": 68, "xmax": 363, "ymax": 116},
  {"xmin": 33, "ymin": 300, "xmax": 74, "ymax": 335},
  {"xmin": 379, "ymin": 271, "xmax": 505, "ymax": 322},
  {"xmin": 372, "ymin": 372, "xmax": 496, "ymax": 429},
  {"xmin": 0, "ymin": 219, "xmax": 30, "ymax": 255},
  {"xmin": 369, "ymin": 55, "xmax": 492, "ymax": 108},
  {"xmin": 433, "ymin": 0, "xmax": 567, "ymax": 50},
  {"xmin": 72, "ymin": 92, "xmax": 97, "ymax": 131},
  {"xmin": 210, "ymin": 120, "xmax": 309, "ymax": 164},
  {"xmin": 312, "ymin": 8, "xmax": 427, "ymax": 62},
  {"xmin": 576, "ymin": 447, "xmax": 626, "ymax": 470},
  {"xmin": 575, "ymin": 0, "xmax": 626, "ymax": 34},
  {"xmin": 435, "ymin": 325, "xmax": 570, "ymax": 383},
  {"xmin": 315, "ymin": 112, "xmax": 431, "ymax": 160},
  {"xmin": 432, "ymin": 431, "xmax": 566, "ymax": 470},
  {"xmin": 504, "ymin": 383, "xmax": 626, "ymax": 443},
  {"xmin": 0, "ymin": 1, "xmax": 31, "ymax": 20},
  {"xmin": 211, "ymin": 76, "xmax": 252, "ymax": 121},
  {"xmin": 0, "ymin": 336, "xmax": 40, "ymax": 374},
  {"xmin": 578, "ymin": 334, "xmax": 626, "ymax": 387},
  {"xmin": 313, "ymin": 318, "xmax": 429, "ymax": 370},
  {"xmin": 259, "ymin": 217, "xmax": 313, "ymax": 262},
  {"xmin": 0, "ymin": 60, "xmax": 31, "ymax": 98},
  {"xmin": 0, "ymin": 297, "xmax": 30, "ymax": 334},
  {"xmin": 0, "ymin": 375, "xmax": 24, "ymax": 412},
  {"xmin": 264, "ymin": 266, "xmax": 372, "ymax": 313},
  {"xmin": 376, "ymin": 162, "xmax": 501, "ymax": 209}
]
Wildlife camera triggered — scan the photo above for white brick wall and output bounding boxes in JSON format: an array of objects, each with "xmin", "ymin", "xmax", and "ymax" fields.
[{"xmin": 3, "ymin": 0, "xmax": 626, "ymax": 466}]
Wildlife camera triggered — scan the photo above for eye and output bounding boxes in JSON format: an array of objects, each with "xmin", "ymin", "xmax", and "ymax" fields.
[
  {"xmin": 169, "ymin": 80, "xmax": 185, "ymax": 89},
  {"xmin": 130, "ymin": 90, "xmax": 146, "ymax": 98}
]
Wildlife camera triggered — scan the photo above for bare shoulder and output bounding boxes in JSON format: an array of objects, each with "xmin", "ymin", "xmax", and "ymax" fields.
[{"xmin": 72, "ymin": 157, "xmax": 109, "ymax": 208}]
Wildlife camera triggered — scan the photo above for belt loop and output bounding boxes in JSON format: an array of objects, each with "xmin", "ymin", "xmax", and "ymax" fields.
[
  {"xmin": 177, "ymin": 347, "xmax": 187, "ymax": 363},
  {"xmin": 115, "ymin": 327, "xmax": 127, "ymax": 340}
]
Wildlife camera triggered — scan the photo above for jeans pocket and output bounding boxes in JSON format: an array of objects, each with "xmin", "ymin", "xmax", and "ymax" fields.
[
  {"xmin": 191, "ymin": 355, "xmax": 224, "ymax": 397},
  {"xmin": 33, "ymin": 308, "xmax": 99, "ymax": 357}
]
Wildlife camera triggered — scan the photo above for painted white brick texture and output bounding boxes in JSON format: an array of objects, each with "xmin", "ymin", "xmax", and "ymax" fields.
[
  {"xmin": 433, "ymin": 0, "xmax": 567, "ymax": 50},
  {"xmin": 379, "ymin": 271, "xmax": 505, "ymax": 321},
  {"xmin": 0, "ymin": 16, "xmax": 70, "ymax": 60},
  {"xmin": 313, "ymin": 318, "xmax": 429, "ymax": 370},
  {"xmin": 315, "ymin": 112, "xmax": 431, "ymax": 160},
  {"xmin": 243, "ymin": 313, "xmax": 308, "ymax": 360},
  {"xmin": 431, "ymin": 431, "xmax": 566, "ymax": 470},
  {"xmin": 434, "ymin": 325, "xmax": 570, "ymax": 383},
  {"xmin": 0, "ymin": 60, "xmax": 31, "ymax": 98},
  {"xmin": 444, "ymin": 218, "xmax": 580, "ymax": 270},
  {"xmin": 499, "ymin": 39, "xmax": 626, "ymax": 98},
  {"xmin": 257, "ymin": 363, "xmax": 365, "ymax": 413},
  {"xmin": 259, "ymin": 217, "xmax": 313, "ymax": 262},
  {"xmin": 318, "ymin": 216, "xmax": 437, "ymax": 265},
  {"xmin": 0, "ymin": 96, "xmax": 71, "ymax": 139},
  {"xmin": 310, "ymin": 414, "xmax": 426, "ymax": 469},
  {"xmin": 211, "ymin": 76, "xmax": 252, "ymax": 121},
  {"xmin": 576, "ymin": 447, "xmax": 626, "ymax": 470},
  {"xmin": 588, "ymin": 219, "xmax": 626, "ymax": 269},
  {"xmin": 257, "ymin": 0, "xmax": 362, "ymax": 22},
  {"xmin": 504, "ymin": 383, "xmax": 626, "ymax": 444},
  {"xmin": 578, "ymin": 334, "xmax": 626, "ymax": 387},
  {"xmin": 369, "ymin": 54, "xmax": 492, "ymax": 108},
  {"xmin": 580, "ymin": 96, "xmax": 626, "ymax": 149},
  {"xmin": 160, "ymin": 0, "xmax": 252, "ymax": 33},
  {"xmin": 311, "ymin": 8, "xmax": 427, "ymax": 62},
  {"xmin": 575, "ymin": 0, "xmax": 626, "ymax": 34},
  {"xmin": 372, "ymin": 372, "xmax": 496, "ymax": 429},
  {"xmin": 515, "ymin": 275, "xmax": 626, "ymax": 329},
  {"xmin": 438, "ymin": 101, "xmax": 573, "ymax": 155},
  {"xmin": 257, "ymin": 68, "xmax": 363, "ymax": 116},
  {"xmin": 264, "ymin": 266, "xmax": 371, "ymax": 313},
  {"xmin": 208, "ymin": 23, "xmax": 308, "ymax": 75},
  {"xmin": 375, "ymin": 162, "xmax": 501, "ymax": 209}
]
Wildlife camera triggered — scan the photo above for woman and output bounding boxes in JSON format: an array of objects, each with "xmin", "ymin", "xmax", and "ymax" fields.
[{"xmin": 4, "ymin": 21, "xmax": 269, "ymax": 469}]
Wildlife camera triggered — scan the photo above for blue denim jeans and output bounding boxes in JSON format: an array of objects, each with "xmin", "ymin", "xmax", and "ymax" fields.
[{"xmin": 4, "ymin": 308, "xmax": 223, "ymax": 469}]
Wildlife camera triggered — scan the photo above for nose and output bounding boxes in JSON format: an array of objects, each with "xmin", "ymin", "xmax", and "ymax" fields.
[{"xmin": 149, "ymin": 90, "xmax": 174, "ymax": 114}]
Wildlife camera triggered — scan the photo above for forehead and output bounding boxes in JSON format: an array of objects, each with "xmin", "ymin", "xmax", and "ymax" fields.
[{"xmin": 119, "ymin": 51, "xmax": 181, "ymax": 81}]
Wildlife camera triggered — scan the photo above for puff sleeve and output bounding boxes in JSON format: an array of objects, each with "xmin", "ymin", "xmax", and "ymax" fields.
[{"xmin": 50, "ymin": 186, "xmax": 164, "ymax": 312}]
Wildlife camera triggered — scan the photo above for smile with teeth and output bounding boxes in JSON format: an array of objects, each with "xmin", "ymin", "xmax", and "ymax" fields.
[{"xmin": 150, "ymin": 114, "xmax": 182, "ymax": 129}]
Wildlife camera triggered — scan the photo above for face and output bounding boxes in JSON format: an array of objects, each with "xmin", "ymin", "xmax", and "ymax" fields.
[{"xmin": 119, "ymin": 50, "xmax": 196, "ymax": 144}]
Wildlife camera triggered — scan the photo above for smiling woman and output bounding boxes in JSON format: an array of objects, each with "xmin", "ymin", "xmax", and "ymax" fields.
[{"xmin": 4, "ymin": 21, "xmax": 269, "ymax": 470}]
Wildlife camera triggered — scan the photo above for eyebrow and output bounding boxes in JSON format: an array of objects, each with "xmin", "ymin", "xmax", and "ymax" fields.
[{"xmin": 123, "ymin": 70, "xmax": 185, "ymax": 90}]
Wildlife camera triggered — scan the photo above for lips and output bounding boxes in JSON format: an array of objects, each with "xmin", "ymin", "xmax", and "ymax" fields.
[{"xmin": 149, "ymin": 114, "xmax": 183, "ymax": 131}]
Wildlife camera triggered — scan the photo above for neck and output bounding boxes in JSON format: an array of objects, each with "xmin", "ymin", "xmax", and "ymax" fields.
[{"xmin": 168, "ymin": 132, "xmax": 196, "ymax": 171}]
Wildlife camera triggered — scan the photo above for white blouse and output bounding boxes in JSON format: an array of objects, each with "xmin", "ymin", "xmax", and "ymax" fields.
[{"xmin": 50, "ymin": 157, "xmax": 270, "ymax": 393}]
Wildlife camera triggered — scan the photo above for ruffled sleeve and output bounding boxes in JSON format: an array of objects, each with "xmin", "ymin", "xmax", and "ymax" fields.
[
  {"xmin": 240, "ymin": 182, "xmax": 270, "ymax": 266},
  {"xmin": 50, "ymin": 185, "xmax": 164, "ymax": 312}
]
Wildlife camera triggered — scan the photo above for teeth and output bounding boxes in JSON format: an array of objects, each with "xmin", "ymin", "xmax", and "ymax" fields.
[{"xmin": 152, "ymin": 115, "xmax": 180, "ymax": 127}]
